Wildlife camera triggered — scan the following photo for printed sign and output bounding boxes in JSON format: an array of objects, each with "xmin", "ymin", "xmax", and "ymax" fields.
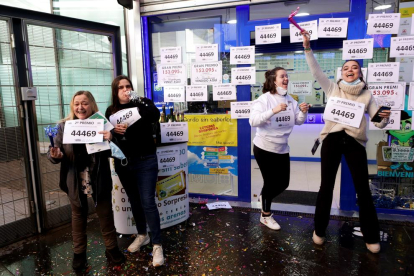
[
  {"xmin": 231, "ymin": 67, "xmax": 256, "ymax": 85},
  {"xmin": 160, "ymin": 46, "xmax": 182, "ymax": 64},
  {"xmin": 157, "ymin": 64, "xmax": 187, "ymax": 86},
  {"xmin": 160, "ymin": 122, "xmax": 189, "ymax": 143},
  {"xmin": 213, "ymin": 84, "xmax": 237, "ymax": 101},
  {"xmin": 191, "ymin": 61, "xmax": 222, "ymax": 84},
  {"xmin": 255, "ymin": 24, "xmax": 282, "ymax": 44},
  {"xmin": 157, "ymin": 147, "xmax": 180, "ymax": 168},
  {"xmin": 390, "ymin": 36, "xmax": 414, "ymax": 58},
  {"xmin": 109, "ymin": 107, "xmax": 141, "ymax": 127},
  {"xmin": 368, "ymin": 82, "xmax": 406, "ymax": 110},
  {"xmin": 290, "ymin": 20, "xmax": 318, "ymax": 43},
  {"xmin": 288, "ymin": 81, "xmax": 312, "ymax": 95},
  {"xmin": 164, "ymin": 86, "xmax": 185, "ymax": 102},
  {"xmin": 195, "ymin": 44, "xmax": 218, "ymax": 62},
  {"xmin": 186, "ymin": 85, "xmax": 208, "ymax": 102},
  {"xmin": 318, "ymin": 18, "xmax": 348, "ymax": 38},
  {"xmin": 342, "ymin": 38, "xmax": 374, "ymax": 60},
  {"xmin": 230, "ymin": 46, "xmax": 255, "ymax": 65},
  {"xmin": 369, "ymin": 111, "xmax": 401, "ymax": 130},
  {"xmin": 63, "ymin": 119, "xmax": 104, "ymax": 144},
  {"xmin": 367, "ymin": 62, "xmax": 400, "ymax": 83},
  {"xmin": 230, "ymin": 101, "xmax": 253, "ymax": 119},
  {"xmin": 367, "ymin": 13, "xmax": 400, "ymax": 35},
  {"xmin": 324, "ymin": 97, "xmax": 365, "ymax": 128}
]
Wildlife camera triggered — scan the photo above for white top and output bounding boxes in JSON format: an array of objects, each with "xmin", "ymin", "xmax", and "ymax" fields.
[{"xmin": 249, "ymin": 92, "xmax": 307, "ymax": 154}]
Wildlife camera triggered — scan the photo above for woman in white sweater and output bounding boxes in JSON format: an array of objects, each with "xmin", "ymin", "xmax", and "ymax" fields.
[
  {"xmin": 301, "ymin": 31, "xmax": 390, "ymax": 253},
  {"xmin": 250, "ymin": 67, "xmax": 309, "ymax": 230}
]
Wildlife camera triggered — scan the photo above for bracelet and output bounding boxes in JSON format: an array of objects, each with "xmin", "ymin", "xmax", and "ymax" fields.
[{"xmin": 304, "ymin": 47, "xmax": 311, "ymax": 51}]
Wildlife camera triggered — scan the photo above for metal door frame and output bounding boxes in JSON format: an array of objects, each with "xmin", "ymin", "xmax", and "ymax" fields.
[{"xmin": 0, "ymin": 5, "xmax": 123, "ymax": 244}]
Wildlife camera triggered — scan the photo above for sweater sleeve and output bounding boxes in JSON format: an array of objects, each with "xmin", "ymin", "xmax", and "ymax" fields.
[
  {"xmin": 367, "ymin": 95, "xmax": 389, "ymax": 128},
  {"xmin": 249, "ymin": 97, "xmax": 274, "ymax": 127},
  {"xmin": 137, "ymin": 97, "xmax": 160, "ymax": 123},
  {"xmin": 305, "ymin": 50, "xmax": 335, "ymax": 97}
]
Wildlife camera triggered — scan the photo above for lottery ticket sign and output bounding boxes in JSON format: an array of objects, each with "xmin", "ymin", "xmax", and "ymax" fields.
[
  {"xmin": 390, "ymin": 36, "xmax": 414, "ymax": 58},
  {"xmin": 255, "ymin": 24, "xmax": 282, "ymax": 44},
  {"xmin": 342, "ymin": 38, "xmax": 374, "ymax": 60},
  {"xmin": 324, "ymin": 97, "xmax": 365, "ymax": 128},
  {"xmin": 367, "ymin": 13, "xmax": 400, "ymax": 35},
  {"xmin": 109, "ymin": 108, "xmax": 141, "ymax": 127},
  {"xmin": 157, "ymin": 64, "xmax": 187, "ymax": 86},
  {"xmin": 195, "ymin": 44, "xmax": 218, "ymax": 62},
  {"xmin": 63, "ymin": 119, "xmax": 104, "ymax": 144},
  {"xmin": 318, "ymin": 18, "xmax": 348, "ymax": 38},
  {"xmin": 213, "ymin": 84, "xmax": 237, "ymax": 101},
  {"xmin": 191, "ymin": 61, "xmax": 222, "ymax": 84},
  {"xmin": 186, "ymin": 85, "xmax": 208, "ymax": 102},
  {"xmin": 231, "ymin": 67, "xmax": 256, "ymax": 85},
  {"xmin": 230, "ymin": 101, "xmax": 253, "ymax": 119},
  {"xmin": 157, "ymin": 147, "xmax": 180, "ymax": 168},
  {"xmin": 164, "ymin": 86, "xmax": 185, "ymax": 103},
  {"xmin": 367, "ymin": 62, "xmax": 400, "ymax": 83},
  {"xmin": 160, "ymin": 122, "xmax": 189, "ymax": 143},
  {"xmin": 368, "ymin": 82, "xmax": 405, "ymax": 110},
  {"xmin": 288, "ymin": 81, "xmax": 312, "ymax": 96},
  {"xmin": 160, "ymin": 47, "xmax": 182, "ymax": 64},
  {"xmin": 230, "ymin": 46, "xmax": 255, "ymax": 65},
  {"xmin": 290, "ymin": 20, "xmax": 318, "ymax": 43}
]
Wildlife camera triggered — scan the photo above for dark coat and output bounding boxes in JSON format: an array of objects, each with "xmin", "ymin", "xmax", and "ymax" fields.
[{"xmin": 47, "ymin": 122, "xmax": 113, "ymax": 207}]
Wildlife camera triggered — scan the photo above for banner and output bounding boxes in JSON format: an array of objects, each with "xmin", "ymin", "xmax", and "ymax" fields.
[{"xmin": 185, "ymin": 114, "xmax": 237, "ymax": 146}]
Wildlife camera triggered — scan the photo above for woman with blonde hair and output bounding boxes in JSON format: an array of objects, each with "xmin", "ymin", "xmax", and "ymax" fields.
[{"xmin": 48, "ymin": 91, "xmax": 125, "ymax": 270}]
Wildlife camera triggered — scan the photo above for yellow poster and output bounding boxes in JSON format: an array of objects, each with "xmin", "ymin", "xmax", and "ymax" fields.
[
  {"xmin": 185, "ymin": 114, "xmax": 237, "ymax": 146},
  {"xmin": 400, "ymin": 7, "xmax": 414, "ymax": 18},
  {"xmin": 156, "ymin": 171, "xmax": 186, "ymax": 200},
  {"xmin": 209, "ymin": 168, "xmax": 229, "ymax": 174}
]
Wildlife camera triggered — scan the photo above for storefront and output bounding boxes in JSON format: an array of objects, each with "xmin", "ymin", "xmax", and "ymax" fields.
[{"xmin": 138, "ymin": 0, "xmax": 414, "ymax": 217}]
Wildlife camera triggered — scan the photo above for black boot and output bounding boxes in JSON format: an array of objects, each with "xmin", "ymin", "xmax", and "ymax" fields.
[
  {"xmin": 72, "ymin": 251, "xmax": 87, "ymax": 270},
  {"xmin": 105, "ymin": 247, "xmax": 126, "ymax": 265}
]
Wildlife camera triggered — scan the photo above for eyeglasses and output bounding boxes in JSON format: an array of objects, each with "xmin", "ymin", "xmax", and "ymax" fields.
[{"xmin": 118, "ymin": 85, "xmax": 131, "ymax": 90}]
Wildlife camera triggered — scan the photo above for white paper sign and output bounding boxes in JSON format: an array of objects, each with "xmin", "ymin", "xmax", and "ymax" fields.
[
  {"xmin": 160, "ymin": 47, "xmax": 182, "ymax": 64},
  {"xmin": 288, "ymin": 81, "xmax": 312, "ymax": 95},
  {"xmin": 367, "ymin": 13, "xmax": 400, "ymax": 35},
  {"xmin": 191, "ymin": 61, "xmax": 222, "ymax": 84},
  {"xmin": 160, "ymin": 122, "xmax": 189, "ymax": 143},
  {"xmin": 411, "ymin": 14, "xmax": 414, "ymax": 35},
  {"xmin": 206, "ymin": 202, "xmax": 232, "ymax": 210},
  {"xmin": 318, "ymin": 18, "xmax": 348, "ymax": 38},
  {"xmin": 367, "ymin": 62, "xmax": 400, "ymax": 83},
  {"xmin": 164, "ymin": 86, "xmax": 185, "ymax": 102},
  {"xmin": 290, "ymin": 20, "xmax": 318, "ymax": 43},
  {"xmin": 231, "ymin": 67, "xmax": 256, "ymax": 85},
  {"xmin": 213, "ymin": 84, "xmax": 237, "ymax": 101},
  {"xmin": 186, "ymin": 85, "xmax": 208, "ymax": 102},
  {"xmin": 255, "ymin": 24, "xmax": 282, "ymax": 44},
  {"xmin": 336, "ymin": 67, "xmax": 367, "ymax": 82},
  {"xmin": 369, "ymin": 111, "xmax": 401, "ymax": 130},
  {"xmin": 86, "ymin": 141, "xmax": 110, "ymax": 154},
  {"xmin": 342, "ymin": 39, "xmax": 374, "ymax": 60},
  {"xmin": 195, "ymin": 44, "xmax": 218, "ymax": 62},
  {"xmin": 156, "ymin": 147, "xmax": 180, "ymax": 168},
  {"xmin": 324, "ymin": 97, "xmax": 365, "ymax": 128},
  {"xmin": 109, "ymin": 107, "xmax": 141, "ymax": 127},
  {"xmin": 230, "ymin": 46, "xmax": 255, "ymax": 65},
  {"xmin": 63, "ymin": 119, "xmax": 104, "ymax": 144},
  {"xmin": 230, "ymin": 101, "xmax": 253, "ymax": 119},
  {"xmin": 390, "ymin": 36, "xmax": 414, "ymax": 58},
  {"xmin": 368, "ymin": 82, "xmax": 405, "ymax": 110},
  {"xmin": 157, "ymin": 64, "xmax": 187, "ymax": 86},
  {"xmin": 408, "ymin": 82, "xmax": 414, "ymax": 110}
]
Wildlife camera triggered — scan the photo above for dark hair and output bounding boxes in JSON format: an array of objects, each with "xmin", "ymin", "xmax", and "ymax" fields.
[
  {"xmin": 108, "ymin": 75, "xmax": 134, "ymax": 114},
  {"xmin": 337, "ymin": 60, "xmax": 367, "ymax": 89},
  {"xmin": 262, "ymin": 67, "xmax": 286, "ymax": 94}
]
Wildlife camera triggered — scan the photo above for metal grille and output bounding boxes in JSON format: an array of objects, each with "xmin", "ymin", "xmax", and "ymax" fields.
[
  {"xmin": 26, "ymin": 24, "xmax": 114, "ymax": 228},
  {"xmin": 0, "ymin": 20, "xmax": 30, "ymax": 228}
]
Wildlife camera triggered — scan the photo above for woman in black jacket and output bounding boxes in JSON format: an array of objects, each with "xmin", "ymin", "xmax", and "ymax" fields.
[
  {"xmin": 105, "ymin": 75, "xmax": 164, "ymax": 267},
  {"xmin": 48, "ymin": 91, "xmax": 125, "ymax": 270}
]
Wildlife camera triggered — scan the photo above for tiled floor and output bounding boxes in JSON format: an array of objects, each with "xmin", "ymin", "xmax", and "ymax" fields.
[{"xmin": 0, "ymin": 203, "xmax": 413, "ymax": 275}]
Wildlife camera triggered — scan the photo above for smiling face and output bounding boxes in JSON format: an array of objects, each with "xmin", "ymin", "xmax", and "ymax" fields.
[
  {"xmin": 275, "ymin": 69, "xmax": 289, "ymax": 90},
  {"xmin": 341, "ymin": 61, "xmax": 361, "ymax": 83},
  {"xmin": 73, "ymin": 95, "xmax": 93, "ymax": 119},
  {"xmin": 117, "ymin": 79, "xmax": 132, "ymax": 104}
]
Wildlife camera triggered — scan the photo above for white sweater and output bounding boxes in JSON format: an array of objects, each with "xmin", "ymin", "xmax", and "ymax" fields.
[
  {"xmin": 305, "ymin": 50, "xmax": 388, "ymax": 146},
  {"xmin": 249, "ymin": 92, "xmax": 306, "ymax": 153}
]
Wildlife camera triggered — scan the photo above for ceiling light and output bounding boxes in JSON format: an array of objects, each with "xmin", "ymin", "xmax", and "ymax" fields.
[
  {"xmin": 374, "ymin": 4, "xmax": 392, "ymax": 10},
  {"xmin": 296, "ymin": 13, "xmax": 310, "ymax": 16},
  {"xmin": 227, "ymin": 20, "xmax": 237, "ymax": 24},
  {"xmin": 284, "ymin": 0, "xmax": 310, "ymax": 6}
]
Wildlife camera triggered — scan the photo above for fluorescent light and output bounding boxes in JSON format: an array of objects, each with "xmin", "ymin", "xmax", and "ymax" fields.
[
  {"xmin": 374, "ymin": 4, "xmax": 392, "ymax": 10},
  {"xmin": 296, "ymin": 13, "xmax": 310, "ymax": 16},
  {"xmin": 284, "ymin": 0, "xmax": 310, "ymax": 6},
  {"xmin": 227, "ymin": 20, "xmax": 237, "ymax": 24},
  {"xmin": 255, "ymin": 53, "xmax": 263, "ymax": 56}
]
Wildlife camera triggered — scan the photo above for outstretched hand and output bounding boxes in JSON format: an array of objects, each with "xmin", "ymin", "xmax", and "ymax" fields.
[{"xmin": 301, "ymin": 29, "xmax": 311, "ymax": 49}]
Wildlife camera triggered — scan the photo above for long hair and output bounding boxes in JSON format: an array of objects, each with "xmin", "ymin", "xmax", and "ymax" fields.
[
  {"xmin": 108, "ymin": 75, "xmax": 134, "ymax": 115},
  {"xmin": 337, "ymin": 60, "xmax": 367, "ymax": 89},
  {"xmin": 262, "ymin": 67, "xmax": 286, "ymax": 94},
  {"xmin": 61, "ymin": 91, "xmax": 98, "ymax": 122}
]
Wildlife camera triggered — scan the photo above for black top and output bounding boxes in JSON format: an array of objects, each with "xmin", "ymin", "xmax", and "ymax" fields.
[{"xmin": 105, "ymin": 98, "xmax": 160, "ymax": 158}]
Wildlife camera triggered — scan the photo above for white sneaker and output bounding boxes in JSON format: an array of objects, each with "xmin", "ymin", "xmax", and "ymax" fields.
[
  {"xmin": 127, "ymin": 234, "xmax": 150, "ymax": 252},
  {"xmin": 260, "ymin": 213, "xmax": 281, "ymax": 230},
  {"xmin": 152, "ymin": 245, "xmax": 165, "ymax": 267},
  {"xmin": 366, "ymin": 243, "xmax": 380, "ymax": 253},
  {"xmin": 312, "ymin": 231, "xmax": 325, "ymax": 245}
]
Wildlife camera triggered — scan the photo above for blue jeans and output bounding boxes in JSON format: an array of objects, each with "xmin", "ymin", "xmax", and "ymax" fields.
[{"xmin": 115, "ymin": 154, "xmax": 161, "ymax": 244}]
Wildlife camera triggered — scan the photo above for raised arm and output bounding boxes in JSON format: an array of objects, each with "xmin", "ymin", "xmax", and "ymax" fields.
[{"xmin": 301, "ymin": 30, "xmax": 335, "ymax": 97}]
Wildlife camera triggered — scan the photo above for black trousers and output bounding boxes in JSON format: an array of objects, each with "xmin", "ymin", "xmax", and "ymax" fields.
[
  {"xmin": 254, "ymin": 145, "xmax": 290, "ymax": 212},
  {"xmin": 315, "ymin": 131, "xmax": 380, "ymax": 244}
]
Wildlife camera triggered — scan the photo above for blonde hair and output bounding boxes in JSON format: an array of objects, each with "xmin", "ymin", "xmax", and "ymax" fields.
[{"xmin": 61, "ymin": 91, "xmax": 98, "ymax": 122}]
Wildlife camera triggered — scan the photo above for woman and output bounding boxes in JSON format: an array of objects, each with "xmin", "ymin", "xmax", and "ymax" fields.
[
  {"xmin": 301, "ymin": 31, "xmax": 390, "ymax": 253},
  {"xmin": 48, "ymin": 91, "xmax": 125, "ymax": 270},
  {"xmin": 105, "ymin": 75, "xmax": 164, "ymax": 267},
  {"xmin": 249, "ymin": 67, "xmax": 309, "ymax": 230}
]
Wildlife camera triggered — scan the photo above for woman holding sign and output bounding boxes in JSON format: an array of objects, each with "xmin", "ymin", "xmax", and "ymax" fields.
[
  {"xmin": 301, "ymin": 31, "xmax": 390, "ymax": 253},
  {"xmin": 249, "ymin": 67, "xmax": 309, "ymax": 230},
  {"xmin": 47, "ymin": 91, "xmax": 125, "ymax": 270},
  {"xmin": 105, "ymin": 76, "xmax": 164, "ymax": 267}
]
